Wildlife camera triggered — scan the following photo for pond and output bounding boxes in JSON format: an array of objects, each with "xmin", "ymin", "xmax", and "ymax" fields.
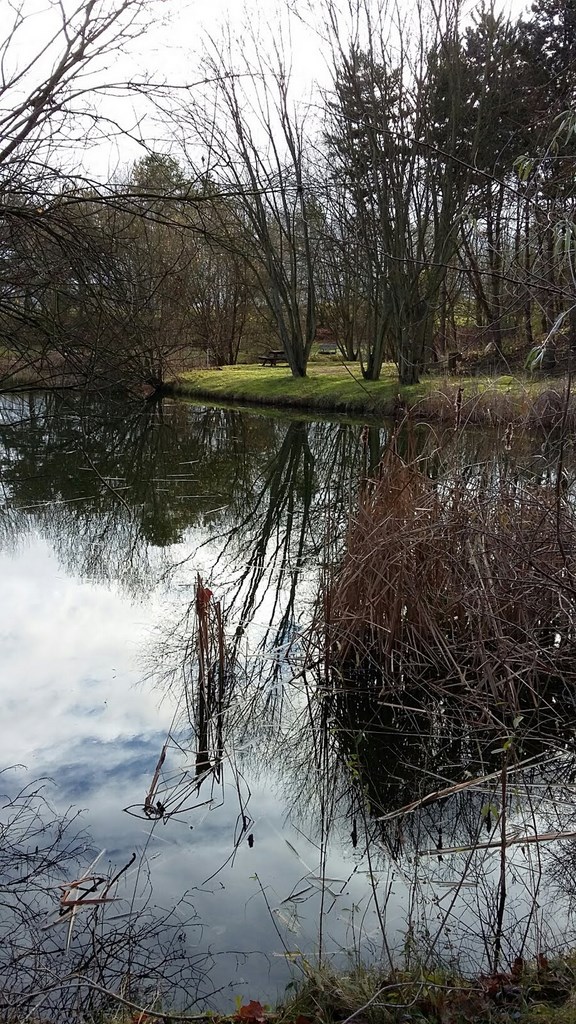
[{"xmin": 1, "ymin": 392, "xmax": 576, "ymax": 1019}]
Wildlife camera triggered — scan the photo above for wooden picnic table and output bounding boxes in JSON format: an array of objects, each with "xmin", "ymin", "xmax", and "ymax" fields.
[{"xmin": 259, "ymin": 349, "xmax": 289, "ymax": 366}]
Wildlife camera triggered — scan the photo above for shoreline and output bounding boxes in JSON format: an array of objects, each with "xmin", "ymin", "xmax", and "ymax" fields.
[
  {"xmin": 165, "ymin": 364, "xmax": 574, "ymax": 429},
  {"xmin": 32, "ymin": 954, "xmax": 576, "ymax": 1022}
]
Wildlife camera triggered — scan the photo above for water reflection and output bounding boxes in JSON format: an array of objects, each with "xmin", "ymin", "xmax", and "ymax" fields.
[{"xmin": 1, "ymin": 393, "xmax": 576, "ymax": 1013}]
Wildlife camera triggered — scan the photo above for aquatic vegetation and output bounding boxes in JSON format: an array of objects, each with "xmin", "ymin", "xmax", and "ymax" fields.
[
  {"xmin": 4, "ymin": 396, "xmax": 576, "ymax": 1022},
  {"xmin": 322, "ymin": 440, "xmax": 576, "ymax": 711},
  {"xmin": 310, "ymin": 427, "xmax": 576, "ymax": 975},
  {"xmin": 0, "ymin": 768, "xmax": 205, "ymax": 1023}
]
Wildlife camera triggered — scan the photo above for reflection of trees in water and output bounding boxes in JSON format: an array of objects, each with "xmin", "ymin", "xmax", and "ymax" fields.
[
  {"xmin": 5, "ymin": 394, "xmax": 576, "ymax": 968},
  {"xmin": 0, "ymin": 395, "xmax": 367, "ymax": 606},
  {"xmin": 129, "ymin": 407, "xmax": 576, "ymax": 967},
  {"xmin": 0, "ymin": 395, "xmax": 282, "ymax": 591},
  {"xmin": 0, "ymin": 393, "xmax": 189, "ymax": 588},
  {"xmin": 154, "ymin": 414, "xmax": 370, "ymax": 686},
  {"xmin": 1, "ymin": 392, "xmax": 569, "ymax": 606},
  {"xmin": 204, "ymin": 419, "xmax": 364, "ymax": 642},
  {"xmin": 147, "ymin": 418, "xmax": 372, "ymax": 866}
]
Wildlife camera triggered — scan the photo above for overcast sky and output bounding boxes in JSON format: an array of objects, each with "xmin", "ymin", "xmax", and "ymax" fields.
[{"xmin": 5, "ymin": 0, "xmax": 532, "ymax": 182}]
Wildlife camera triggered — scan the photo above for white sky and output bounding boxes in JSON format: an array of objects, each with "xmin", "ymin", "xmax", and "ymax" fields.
[{"xmin": 3, "ymin": 0, "xmax": 533, "ymax": 181}]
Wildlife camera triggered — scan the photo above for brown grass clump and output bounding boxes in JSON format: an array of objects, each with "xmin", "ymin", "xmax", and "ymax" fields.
[
  {"xmin": 277, "ymin": 954, "xmax": 576, "ymax": 1024},
  {"xmin": 413, "ymin": 380, "xmax": 576, "ymax": 430},
  {"xmin": 325, "ymin": 446, "xmax": 576, "ymax": 708}
]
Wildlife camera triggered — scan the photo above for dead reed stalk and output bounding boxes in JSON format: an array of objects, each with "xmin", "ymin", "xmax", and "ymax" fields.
[{"xmin": 324, "ymin": 447, "xmax": 576, "ymax": 710}]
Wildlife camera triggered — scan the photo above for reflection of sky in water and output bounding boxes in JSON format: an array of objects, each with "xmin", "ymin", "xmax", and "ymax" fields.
[
  {"xmin": 0, "ymin": 537, "xmax": 160, "ymax": 767},
  {"xmin": 0, "ymin": 531, "xmax": 405, "ymax": 1006},
  {"xmin": 3, "ymin": 402, "xmax": 576, "ymax": 1011}
]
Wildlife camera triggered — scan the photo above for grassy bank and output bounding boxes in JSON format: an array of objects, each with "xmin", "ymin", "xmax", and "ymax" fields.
[
  {"xmin": 48, "ymin": 956, "xmax": 576, "ymax": 1023},
  {"xmin": 278, "ymin": 957, "xmax": 576, "ymax": 1024},
  {"xmin": 167, "ymin": 363, "xmax": 573, "ymax": 428}
]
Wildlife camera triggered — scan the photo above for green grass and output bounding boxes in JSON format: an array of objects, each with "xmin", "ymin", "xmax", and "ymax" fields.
[
  {"xmin": 167, "ymin": 363, "xmax": 572, "ymax": 428},
  {"xmin": 171, "ymin": 363, "xmax": 407, "ymax": 415}
]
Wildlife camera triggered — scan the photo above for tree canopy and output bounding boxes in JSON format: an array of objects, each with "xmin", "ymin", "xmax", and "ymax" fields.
[{"xmin": 2, "ymin": 0, "xmax": 576, "ymax": 389}]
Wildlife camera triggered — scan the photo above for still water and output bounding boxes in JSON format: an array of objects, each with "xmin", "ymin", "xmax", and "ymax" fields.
[{"xmin": 1, "ymin": 392, "xmax": 576, "ymax": 1015}]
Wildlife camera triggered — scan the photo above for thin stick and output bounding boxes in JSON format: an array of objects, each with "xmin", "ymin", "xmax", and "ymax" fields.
[
  {"xmin": 377, "ymin": 755, "xmax": 555, "ymax": 821},
  {"xmin": 417, "ymin": 828, "xmax": 576, "ymax": 857}
]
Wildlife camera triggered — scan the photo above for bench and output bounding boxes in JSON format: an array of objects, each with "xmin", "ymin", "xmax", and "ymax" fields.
[
  {"xmin": 318, "ymin": 343, "xmax": 338, "ymax": 355},
  {"xmin": 259, "ymin": 349, "xmax": 289, "ymax": 366}
]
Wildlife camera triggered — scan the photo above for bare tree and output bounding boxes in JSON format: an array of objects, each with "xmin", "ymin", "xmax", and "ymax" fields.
[
  {"xmin": 169, "ymin": 18, "xmax": 319, "ymax": 377},
  {"xmin": 0, "ymin": 0, "xmax": 153, "ymax": 174},
  {"xmin": 0, "ymin": 0, "xmax": 164, "ymax": 391},
  {"xmin": 322, "ymin": 0, "xmax": 481, "ymax": 383}
]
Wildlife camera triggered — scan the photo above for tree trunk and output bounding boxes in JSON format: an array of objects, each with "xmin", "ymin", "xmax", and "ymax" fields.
[{"xmin": 398, "ymin": 329, "xmax": 420, "ymax": 385}]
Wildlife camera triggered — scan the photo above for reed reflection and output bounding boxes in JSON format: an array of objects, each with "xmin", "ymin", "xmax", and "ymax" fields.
[{"xmin": 3, "ymin": 394, "xmax": 576, "ymax": 973}]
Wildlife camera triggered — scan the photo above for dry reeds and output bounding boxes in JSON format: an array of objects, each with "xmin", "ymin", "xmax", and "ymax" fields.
[
  {"xmin": 325, "ymin": 446, "xmax": 576, "ymax": 710},
  {"xmin": 414, "ymin": 380, "xmax": 576, "ymax": 431}
]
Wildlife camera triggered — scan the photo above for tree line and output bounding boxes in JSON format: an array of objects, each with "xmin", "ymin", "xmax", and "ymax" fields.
[{"xmin": 1, "ymin": 0, "xmax": 576, "ymax": 389}]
